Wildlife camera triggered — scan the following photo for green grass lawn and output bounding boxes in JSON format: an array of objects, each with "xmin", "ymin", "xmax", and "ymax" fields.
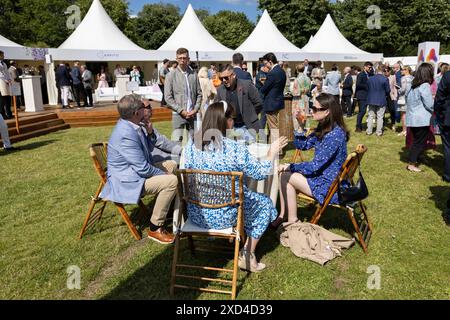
[{"xmin": 1, "ymin": 117, "xmax": 450, "ymax": 300}]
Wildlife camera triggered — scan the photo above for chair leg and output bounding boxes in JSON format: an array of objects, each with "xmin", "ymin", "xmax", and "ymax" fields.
[
  {"xmin": 359, "ymin": 201, "xmax": 373, "ymax": 231},
  {"xmin": 97, "ymin": 202, "xmax": 107, "ymax": 221},
  {"xmin": 170, "ymin": 233, "xmax": 182, "ymax": 297},
  {"xmin": 310, "ymin": 205, "xmax": 325, "ymax": 224},
  {"xmin": 114, "ymin": 203, "xmax": 142, "ymax": 240},
  {"xmin": 79, "ymin": 182, "xmax": 103, "ymax": 239},
  {"xmin": 346, "ymin": 206, "xmax": 369, "ymax": 254},
  {"xmin": 231, "ymin": 235, "xmax": 240, "ymax": 300}
]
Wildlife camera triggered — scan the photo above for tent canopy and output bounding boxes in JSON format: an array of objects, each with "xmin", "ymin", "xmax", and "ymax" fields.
[
  {"xmin": 157, "ymin": 4, "xmax": 232, "ymax": 61},
  {"xmin": 302, "ymin": 14, "xmax": 382, "ymax": 62},
  {"xmin": 236, "ymin": 10, "xmax": 317, "ymax": 61},
  {"xmin": 0, "ymin": 34, "xmax": 43, "ymax": 60},
  {"xmin": 52, "ymin": 0, "xmax": 154, "ymax": 61}
]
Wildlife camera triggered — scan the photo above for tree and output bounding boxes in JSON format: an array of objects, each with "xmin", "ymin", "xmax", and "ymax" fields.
[
  {"xmin": 332, "ymin": 0, "xmax": 450, "ymax": 56},
  {"xmin": 133, "ymin": 3, "xmax": 181, "ymax": 50},
  {"xmin": 203, "ymin": 11, "xmax": 254, "ymax": 49},
  {"xmin": 10, "ymin": 0, "xmax": 74, "ymax": 47},
  {"xmin": 195, "ymin": 9, "xmax": 210, "ymax": 22},
  {"xmin": 258, "ymin": 0, "xmax": 331, "ymax": 48}
]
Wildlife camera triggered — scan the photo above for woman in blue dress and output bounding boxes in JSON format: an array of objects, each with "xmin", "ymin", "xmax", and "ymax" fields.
[
  {"xmin": 183, "ymin": 101, "xmax": 288, "ymax": 272},
  {"xmin": 276, "ymin": 93, "xmax": 350, "ymax": 227}
]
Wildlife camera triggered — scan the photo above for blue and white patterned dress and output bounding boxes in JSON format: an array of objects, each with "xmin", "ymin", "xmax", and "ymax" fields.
[
  {"xmin": 290, "ymin": 126, "xmax": 347, "ymax": 205},
  {"xmin": 183, "ymin": 138, "xmax": 278, "ymax": 239}
]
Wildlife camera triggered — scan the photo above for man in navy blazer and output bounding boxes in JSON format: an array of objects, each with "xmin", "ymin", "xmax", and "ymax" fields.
[
  {"xmin": 260, "ymin": 52, "xmax": 286, "ymax": 134},
  {"xmin": 100, "ymin": 94, "xmax": 180, "ymax": 244},
  {"xmin": 341, "ymin": 66, "xmax": 353, "ymax": 117},
  {"xmin": 366, "ymin": 65, "xmax": 390, "ymax": 136},
  {"xmin": 355, "ymin": 62, "xmax": 373, "ymax": 132},
  {"xmin": 232, "ymin": 52, "xmax": 252, "ymax": 81},
  {"xmin": 434, "ymin": 70, "xmax": 450, "ymax": 225}
]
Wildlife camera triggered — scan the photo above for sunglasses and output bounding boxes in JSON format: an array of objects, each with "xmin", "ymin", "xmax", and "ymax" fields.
[
  {"xmin": 311, "ymin": 106, "xmax": 327, "ymax": 113},
  {"xmin": 139, "ymin": 105, "xmax": 152, "ymax": 110},
  {"xmin": 219, "ymin": 75, "xmax": 233, "ymax": 81},
  {"xmin": 242, "ymin": 68, "xmax": 248, "ymax": 71}
]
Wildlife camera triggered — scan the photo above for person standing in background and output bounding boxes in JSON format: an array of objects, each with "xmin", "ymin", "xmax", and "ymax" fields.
[
  {"xmin": 355, "ymin": 62, "xmax": 373, "ymax": 133},
  {"xmin": 232, "ymin": 53, "xmax": 252, "ymax": 81},
  {"xmin": 0, "ymin": 51, "xmax": 12, "ymax": 119},
  {"xmin": 81, "ymin": 65, "xmax": 94, "ymax": 108},
  {"xmin": 341, "ymin": 66, "xmax": 353, "ymax": 117},
  {"xmin": 158, "ymin": 59, "xmax": 170, "ymax": 107}
]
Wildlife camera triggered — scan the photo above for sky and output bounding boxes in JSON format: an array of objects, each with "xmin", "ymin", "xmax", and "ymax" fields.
[{"xmin": 128, "ymin": 0, "xmax": 261, "ymax": 22}]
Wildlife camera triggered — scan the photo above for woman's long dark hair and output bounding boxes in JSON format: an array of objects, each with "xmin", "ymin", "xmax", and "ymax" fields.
[
  {"xmin": 411, "ymin": 63, "xmax": 434, "ymax": 89},
  {"xmin": 314, "ymin": 93, "xmax": 350, "ymax": 141},
  {"xmin": 193, "ymin": 101, "xmax": 235, "ymax": 150}
]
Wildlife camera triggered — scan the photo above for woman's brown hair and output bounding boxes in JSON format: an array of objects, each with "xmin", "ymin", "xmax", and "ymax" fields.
[
  {"xmin": 194, "ymin": 101, "xmax": 235, "ymax": 150},
  {"xmin": 314, "ymin": 93, "xmax": 350, "ymax": 141},
  {"xmin": 412, "ymin": 62, "xmax": 434, "ymax": 89}
]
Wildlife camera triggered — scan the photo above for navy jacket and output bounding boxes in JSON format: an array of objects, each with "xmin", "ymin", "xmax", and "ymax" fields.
[
  {"xmin": 70, "ymin": 67, "xmax": 82, "ymax": 86},
  {"xmin": 367, "ymin": 74, "xmax": 390, "ymax": 107},
  {"xmin": 355, "ymin": 71, "xmax": 371, "ymax": 100},
  {"xmin": 435, "ymin": 71, "xmax": 450, "ymax": 126},
  {"xmin": 342, "ymin": 73, "xmax": 353, "ymax": 96},
  {"xmin": 234, "ymin": 67, "xmax": 252, "ymax": 81},
  {"xmin": 260, "ymin": 64, "xmax": 287, "ymax": 112},
  {"xmin": 55, "ymin": 65, "xmax": 72, "ymax": 87}
]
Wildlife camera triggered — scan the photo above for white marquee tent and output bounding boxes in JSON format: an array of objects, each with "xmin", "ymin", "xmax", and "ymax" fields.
[
  {"xmin": 49, "ymin": 0, "xmax": 156, "ymax": 61},
  {"xmin": 156, "ymin": 4, "xmax": 233, "ymax": 61},
  {"xmin": 236, "ymin": 10, "xmax": 318, "ymax": 61},
  {"xmin": 302, "ymin": 14, "xmax": 383, "ymax": 62},
  {"xmin": 0, "ymin": 34, "xmax": 45, "ymax": 61}
]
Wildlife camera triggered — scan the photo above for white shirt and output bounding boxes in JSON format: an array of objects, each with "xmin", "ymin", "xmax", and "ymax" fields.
[
  {"xmin": 182, "ymin": 70, "xmax": 192, "ymax": 112},
  {"xmin": 0, "ymin": 61, "xmax": 11, "ymax": 81}
]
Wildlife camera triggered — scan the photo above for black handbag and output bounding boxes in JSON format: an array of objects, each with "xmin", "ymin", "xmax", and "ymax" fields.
[{"xmin": 338, "ymin": 154, "xmax": 369, "ymax": 205}]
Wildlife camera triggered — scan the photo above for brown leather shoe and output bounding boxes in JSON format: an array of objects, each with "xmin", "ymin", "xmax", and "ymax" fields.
[
  {"xmin": 355, "ymin": 128, "xmax": 362, "ymax": 133},
  {"xmin": 147, "ymin": 228, "xmax": 175, "ymax": 244}
]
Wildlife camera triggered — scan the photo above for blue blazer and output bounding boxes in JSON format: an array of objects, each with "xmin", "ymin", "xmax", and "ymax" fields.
[
  {"xmin": 234, "ymin": 67, "xmax": 252, "ymax": 81},
  {"xmin": 100, "ymin": 119, "xmax": 170, "ymax": 204},
  {"xmin": 342, "ymin": 74, "xmax": 353, "ymax": 96},
  {"xmin": 260, "ymin": 64, "xmax": 287, "ymax": 112},
  {"xmin": 367, "ymin": 74, "xmax": 390, "ymax": 107},
  {"xmin": 355, "ymin": 71, "xmax": 370, "ymax": 100}
]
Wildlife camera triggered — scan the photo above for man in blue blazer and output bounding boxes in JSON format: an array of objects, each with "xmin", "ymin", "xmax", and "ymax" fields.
[
  {"xmin": 100, "ymin": 94, "xmax": 180, "ymax": 244},
  {"xmin": 260, "ymin": 52, "xmax": 286, "ymax": 135},
  {"xmin": 355, "ymin": 62, "xmax": 373, "ymax": 132},
  {"xmin": 366, "ymin": 65, "xmax": 390, "ymax": 136},
  {"xmin": 232, "ymin": 52, "xmax": 252, "ymax": 81},
  {"xmin": 341, "ymin": 66, "xmax": 354, "ymax": 117}
]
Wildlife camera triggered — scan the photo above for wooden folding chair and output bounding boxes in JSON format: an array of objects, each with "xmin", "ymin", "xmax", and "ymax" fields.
[
  {"xmin": 170, "ymin": 169, "xmax": 245, "ymax": 300},
  {"xmin": 297, "ymin": 144, "xmax": 372, "ymax": 253},
  {"xmin": 79, "ymin": 143, "xmax": 147, "ymax": 240},
  {"xmin": 291, "ymin": 129, "xmax": 313, "ymax": 163}
]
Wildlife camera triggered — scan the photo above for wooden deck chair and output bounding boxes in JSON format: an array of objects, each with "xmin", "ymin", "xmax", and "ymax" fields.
[
  {"xmin": 170, "ymin": 169, "xmax": 245, "ymax": 300},
  {"xmin": 79, "ymin": 143, "xmax": 147, "ymax": 240},
  {"xmin": 297, "ymin": 144, "xmax": 372, "ymax": 253}
]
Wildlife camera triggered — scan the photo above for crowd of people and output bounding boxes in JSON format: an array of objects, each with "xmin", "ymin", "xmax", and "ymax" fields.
[{"xmin": 3, "ymin": 47, "xmax": 450, "ymax": 262}]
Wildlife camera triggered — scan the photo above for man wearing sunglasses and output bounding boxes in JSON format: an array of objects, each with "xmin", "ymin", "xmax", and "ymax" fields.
[
  {"xmin": 100, "ymin": 94, "xmax": 181, "ymax": 244},
  {"xmin": 164, "ymin": 47, "xmax": 202, "ymax": 142},
  {"xmin": 216, "ymin": 64, "xmax": 263, "ymax": 142}
]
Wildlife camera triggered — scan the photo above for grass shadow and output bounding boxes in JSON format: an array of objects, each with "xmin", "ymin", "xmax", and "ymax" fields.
[
  {"xmin": 1, "ymin": 139, "xmax": 58, "ymax": 156},
  {"xmin": 429, "ymin": 185, "xmax": 450, "ymax": 224}
]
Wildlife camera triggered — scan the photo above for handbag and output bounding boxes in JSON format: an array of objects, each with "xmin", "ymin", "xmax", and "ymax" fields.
[{"xmin": 338, "ymin": 154, "xmax": 369, "ymax": 205}]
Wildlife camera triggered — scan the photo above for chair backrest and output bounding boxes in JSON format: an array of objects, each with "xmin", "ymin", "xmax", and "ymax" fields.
[
  {"xmin": 176, "ymin": 169, "xmax": 245, "ymax": 233},
  {"xmin": 89, "ymin": 143, "xmax": 108, "ymax": 183},
  {"xmin": 321, "ymin": 144, "xmax": 368, "ymax": 207},
  {"xmin": 177, "ymin": 169, "xmax": 244, "ymax": 209}
]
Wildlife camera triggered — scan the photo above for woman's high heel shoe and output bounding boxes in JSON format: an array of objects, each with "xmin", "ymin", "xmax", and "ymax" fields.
[{"xmin": 269, "ymin": 216, "xmax": 284, "ymax": 229}]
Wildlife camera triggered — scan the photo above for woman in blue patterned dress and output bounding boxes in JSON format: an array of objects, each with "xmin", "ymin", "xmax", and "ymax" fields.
[
  {"xmin": 183, "ymin": 101, "xmax": 288, "ymax": 272},
  {"xmin": 276, "ymin": 93, "xmax": 350, "ymax": 227}
]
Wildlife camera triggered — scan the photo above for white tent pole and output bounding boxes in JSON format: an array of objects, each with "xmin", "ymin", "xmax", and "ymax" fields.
[{"xmin": 44, "ymin": 55, "xmax": 58, "ymax": 105}]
